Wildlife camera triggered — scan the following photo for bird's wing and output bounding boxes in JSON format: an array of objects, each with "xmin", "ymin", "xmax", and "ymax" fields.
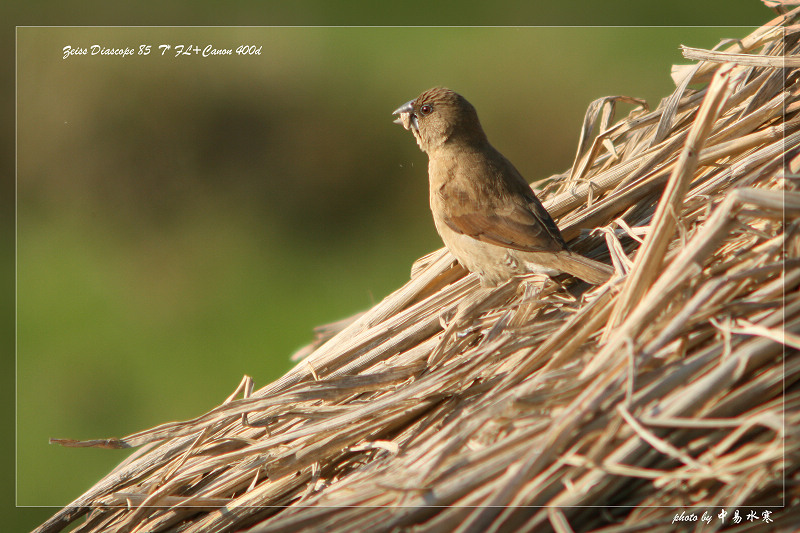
[{"xmin": 442, "ymin": 194, "xmax": 566, "ymax": 253}]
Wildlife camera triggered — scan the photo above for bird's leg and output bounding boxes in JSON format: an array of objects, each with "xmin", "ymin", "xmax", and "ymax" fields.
[
  {"xmin": 509, "ymin": 274, "xmax": 558, "ymax": 327},
  {"xmin": 519, "ymin": 273, "xmax": 551, "ymax": 293},
  {"xmin": 437, "ymin": 306, "xmax": 458, "ymax": 330}
]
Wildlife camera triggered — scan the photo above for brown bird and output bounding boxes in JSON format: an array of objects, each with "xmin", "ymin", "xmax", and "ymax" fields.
[{"xmin": 393, "ymin": 87, "xmax": 613, "ymax": 287}]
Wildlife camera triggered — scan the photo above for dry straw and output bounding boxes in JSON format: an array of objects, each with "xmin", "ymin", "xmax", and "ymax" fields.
[{"xmin": 38, "ymin": 9, "xmax": 800, "ymax": 533}]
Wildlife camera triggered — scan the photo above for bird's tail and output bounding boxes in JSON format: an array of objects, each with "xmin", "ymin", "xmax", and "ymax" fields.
[{"xmin": 553, "ymin": 252, "xmax": 615, "ymax": 285}]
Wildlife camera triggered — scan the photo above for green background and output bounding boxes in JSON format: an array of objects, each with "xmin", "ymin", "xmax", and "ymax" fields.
[{"xmin": 6, "ymin": 2, "xmax": 771, "ymax": 531}]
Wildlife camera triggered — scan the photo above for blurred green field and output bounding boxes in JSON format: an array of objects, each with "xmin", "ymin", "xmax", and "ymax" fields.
[{"xmin": 14, "ymin": 20, "xmax": 764, "ymax": 530}]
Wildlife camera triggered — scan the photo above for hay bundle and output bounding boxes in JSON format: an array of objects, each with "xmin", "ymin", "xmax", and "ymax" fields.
[{"xmin": 38, "ymin": 11, "xmax": 800, "ymax": 533}]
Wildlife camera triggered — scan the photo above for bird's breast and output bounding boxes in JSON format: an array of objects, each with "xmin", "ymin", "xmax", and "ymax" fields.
[{"xmin": 433, "ymin": 217, "xmax": 524, "ymax": 286}]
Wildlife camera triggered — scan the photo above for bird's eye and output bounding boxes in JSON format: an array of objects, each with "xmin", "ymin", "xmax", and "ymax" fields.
[{"xmin": 419, "ymin": 104, "xmax": 433, "ymax": 115}]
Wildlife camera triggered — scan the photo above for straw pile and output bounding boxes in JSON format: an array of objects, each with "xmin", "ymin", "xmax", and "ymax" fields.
[{"xmin": 37, "ymin": 10, "xmax": 800, "ymax": 533}]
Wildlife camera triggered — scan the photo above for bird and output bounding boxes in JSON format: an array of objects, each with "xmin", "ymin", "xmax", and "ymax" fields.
[{"xmin": 393, "ymin": 87, "xmax": 614, "ymax": 287}]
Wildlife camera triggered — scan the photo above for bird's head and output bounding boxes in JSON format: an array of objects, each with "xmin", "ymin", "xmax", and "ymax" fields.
[{"xmin": 393, "ymin": 87, "xmax": 487, "ymax": 153}]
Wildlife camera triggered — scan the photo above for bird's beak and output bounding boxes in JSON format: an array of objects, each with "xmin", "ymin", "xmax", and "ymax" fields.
[
  {"xmin": 392, "ymin": 100, "xmax": 415, "ymax": 119},
  {"xmin": 392, "ymin": 99, "xmax": 418, "ymax": 132}
]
